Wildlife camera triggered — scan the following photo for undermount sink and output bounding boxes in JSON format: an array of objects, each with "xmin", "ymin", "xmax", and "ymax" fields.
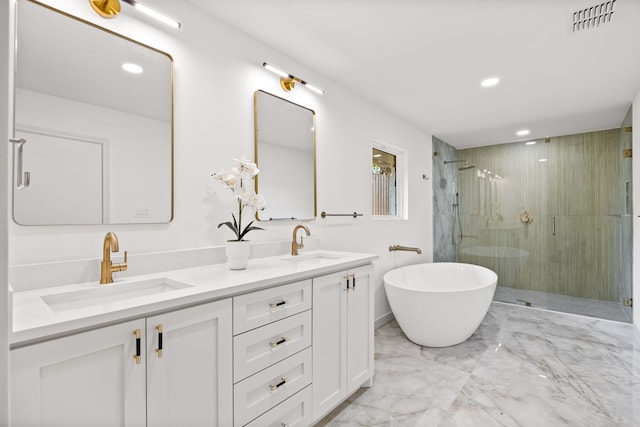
[
  {"xmin": 41, "ymin": 278, "xmax": 193, "ymax": 312},
  {"xmin": 281, "ymin": 251, "xmax": 342, "ymax": 263}
]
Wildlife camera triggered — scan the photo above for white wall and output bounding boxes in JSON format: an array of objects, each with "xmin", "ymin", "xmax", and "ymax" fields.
[
  {"xmin": 1, "ymin": 0, "xmax": 11, "ymax": 423},
  {"xmin": 633, "ymin": 89, "xmax": 640, "ymax": 340},
  {"xmin": 7, "ymin": 1, "xmax": 433, "ymax": 325}
]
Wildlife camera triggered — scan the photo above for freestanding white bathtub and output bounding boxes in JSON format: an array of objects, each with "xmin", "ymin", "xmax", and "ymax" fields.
[{"xmin": 383, "ymin": 262, "xmax": 497, "ymax": 347}]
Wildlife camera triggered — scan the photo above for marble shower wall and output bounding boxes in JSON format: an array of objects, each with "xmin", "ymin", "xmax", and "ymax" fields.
[
  {"xmin": 432, "ymin": 136, "xmax": 458, "ymax": 262},
  {"xmin": 456, "ymin": 128, "xmax": 633, "ymax": 303}
]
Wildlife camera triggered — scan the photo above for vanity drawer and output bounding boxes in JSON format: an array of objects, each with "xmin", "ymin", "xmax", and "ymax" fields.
[
  {"xmin": 234, "ymin": 310, "xmax": 312, "ymax": 383},
  {"xmin": 243, "ymin": 385, "xmax": 312, "ymax": 427},
  {"xmin": 233, "ymin": 347, "xmax": 312, "ymax": 427},
  {"xmin": 233, "ymin": 280, "xmax": 311, "ymax": 334}
]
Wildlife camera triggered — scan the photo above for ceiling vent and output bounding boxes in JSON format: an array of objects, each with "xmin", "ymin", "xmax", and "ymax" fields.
[{"xmin": 572, "ymin": 1, "xmax": 615, "ymax": 31}]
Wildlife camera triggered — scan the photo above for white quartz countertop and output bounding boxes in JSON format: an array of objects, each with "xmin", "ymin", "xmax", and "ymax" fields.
[{"xmin": 11, "ymin": 250, "xmax": 378, "ymax": 347}]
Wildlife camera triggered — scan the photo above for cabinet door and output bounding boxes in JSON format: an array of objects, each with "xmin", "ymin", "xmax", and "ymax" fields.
[
  {"xmin": 312, "ymin": 271, "xmax": 348, "ymax": 421},
  {"xmin": 11, "ymin": 319, "xmax": 146, "ymax": 427},
  {"xmin": 146, "ymin": 299, "xmax": 233, "ymax": 427},
  {"xmin": 347, "ymin": 265, "xmax": 374, "ymax": 393}
]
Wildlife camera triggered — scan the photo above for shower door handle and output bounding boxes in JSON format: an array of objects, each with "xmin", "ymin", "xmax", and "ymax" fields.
[{"xmin": 552, "ymin": 216, "xmax": 556, "ymax": 237}]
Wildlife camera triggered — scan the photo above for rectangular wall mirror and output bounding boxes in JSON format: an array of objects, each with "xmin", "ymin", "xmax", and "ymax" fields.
[
  {"xmin": 13, "ymin": 0, "xmax": 173, "ymax": 225},
  {"xmin": 254, "ymin": 90, "xmax": 316, "ymax": 221}
]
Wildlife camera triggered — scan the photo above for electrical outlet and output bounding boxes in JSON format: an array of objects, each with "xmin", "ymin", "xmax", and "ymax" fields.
[{"xmin": 134, "ymin": 207, "xmax": 150, "ymax": 218}]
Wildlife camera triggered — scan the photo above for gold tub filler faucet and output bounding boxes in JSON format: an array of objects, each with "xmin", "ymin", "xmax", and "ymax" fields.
[
  {"xmin": 389, "ymin": 245, "xmax": 422, "ymax": 254},
  {"xmin": 100, "ymin": 232, "xmax": 128, "ymax": 284}
]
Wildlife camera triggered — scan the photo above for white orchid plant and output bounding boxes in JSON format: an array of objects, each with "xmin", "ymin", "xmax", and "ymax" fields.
[{"xmin": 212, "ymin": 157, "xmax": 267, "ymax": 241}]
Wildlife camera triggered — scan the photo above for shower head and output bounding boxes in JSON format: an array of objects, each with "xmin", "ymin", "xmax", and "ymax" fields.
[{"xmin": 444, "ymin": 160, "xmax": 476, "ymax": 171}]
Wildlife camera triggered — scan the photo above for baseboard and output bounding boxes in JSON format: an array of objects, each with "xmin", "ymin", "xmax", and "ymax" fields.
[{"xmin": 375, "ymin": 311, "xmax": 394, "ymax": 330}]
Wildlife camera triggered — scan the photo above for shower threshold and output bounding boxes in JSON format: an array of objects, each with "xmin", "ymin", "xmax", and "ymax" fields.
[{"xmin": 494, "ymin": 286, "xmax": 631, "ymax": 323}]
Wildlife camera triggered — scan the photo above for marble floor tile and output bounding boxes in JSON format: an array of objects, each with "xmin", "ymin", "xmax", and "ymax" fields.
[
  {"xmin": 418, "ymin": 322, "xmax": 499, "ymax": 373},
  {"xmin": 374, "ymin": 320, "xmax": 422, "ymax": 359},
  {"xmin": 480, "ymin": 302, "xmax": 523, "ymax": 329},
  {"xmin": 319, "ymin": 304, "xmax": 640, "ymax": 427},
  {"xmin": 472, "ymin": 329, "xmax": 636, "ymax": 424},
  {"xmin": 323, "ymin": 355, "xmax": 469, "ymax": 426},
  {"xmin": 438, "ymin": 374, "xmax": 629, "ymax": 427}
]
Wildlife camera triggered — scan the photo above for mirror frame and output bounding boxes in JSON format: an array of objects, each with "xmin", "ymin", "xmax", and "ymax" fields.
[
  {"xmin": 12, "ymin": 0, "xmax": 174, "ymax": 225},
  {"xmin": 253, "ymin": 90, "xmax": 317, "ymax": 221}
]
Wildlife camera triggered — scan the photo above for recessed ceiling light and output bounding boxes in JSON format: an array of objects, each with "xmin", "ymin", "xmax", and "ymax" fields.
[
  {"xmin": 538, "ymin": 158, "xmax": 548, "ymax": 162},
  {"xmin": 525, "ymin": 141, "xmax": 536, "ymax": 145},
  {"xmin": 517, "ymin": 129, "xmax": 530, "ymax": 136},
  {"xmin": 122, "ymin": 63, "xmax": 143, "ymax": 74},
  {"xmin": 481, "ymin": 77, "xmax": 500, "ymax": 87}
]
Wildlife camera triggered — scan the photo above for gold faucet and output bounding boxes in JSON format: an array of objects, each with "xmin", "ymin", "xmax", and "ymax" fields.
[
  {"xmin": 291, "ymin": 225, "xmax": 311, "ymax": 256},
  {"xmin": 389, "ymin": 245, "xmax": 422, "ymax": 254},
  {"xmin": 100, "ymin": 232, "xmax": 128, "ymax": 284}
]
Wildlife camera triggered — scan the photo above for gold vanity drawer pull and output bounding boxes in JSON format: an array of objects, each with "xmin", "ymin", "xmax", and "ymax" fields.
[
  {"xmin": 269, "ymin": 300, "xmax": 289, "ymax": 309},
  {"xmin": 269, "ymin": 337, "xmax": 289, "ymax": 348},
  {"xmin": 269, "ymin": 377, "xmax": 288, "ymax": 392},
  {"xmin": 133, "ymin": 329, "xmax": 142, "ymax": 365}
]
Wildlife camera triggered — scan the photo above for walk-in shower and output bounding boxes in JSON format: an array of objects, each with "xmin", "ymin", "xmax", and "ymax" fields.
[{"xmin": 433, "ymin": 122, "xmax": 633, "ymax": 323}]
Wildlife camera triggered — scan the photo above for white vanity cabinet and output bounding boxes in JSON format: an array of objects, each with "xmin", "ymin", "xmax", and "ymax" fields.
[
  {"xmin": 232, "ymin": 279, "xmax": 313, "ymax": 427},
  {"xmin": 10, "ymin": 250, "xmax": 378, "ymax": 427},
  {"xmin": 10, "ymin": 299, "xmax": 232, "ymax": 427},
  {"xmin": 146, "ymin": 300, "xmax": 233, "ymax": 427},
  {"xmin": 312, "ymin": 265, "xmax": 374, "ymax": 422},
  {"xmin": 11, "ymin": 319, "xmax": 147, "ymax": 427}
]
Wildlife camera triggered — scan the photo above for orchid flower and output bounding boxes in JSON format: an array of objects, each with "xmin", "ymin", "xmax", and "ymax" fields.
[{"xmin": 212, "ymin": 157, "xmax": 266, "ymax": 241}]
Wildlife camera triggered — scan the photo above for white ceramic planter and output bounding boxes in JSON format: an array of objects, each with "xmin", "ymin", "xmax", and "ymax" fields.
[{"xmin": 225, "ymin": 241, "xmax": 251, "ymax": 270}]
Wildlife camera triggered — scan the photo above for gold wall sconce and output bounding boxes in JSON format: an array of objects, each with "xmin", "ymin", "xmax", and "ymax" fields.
[
  {"xmin": 262, "ymin": 62, "xmax": 324, "ymax": 95},
  {"xmin": 89, "ymin": 0, "xmax": 181, "ymax": 28}
]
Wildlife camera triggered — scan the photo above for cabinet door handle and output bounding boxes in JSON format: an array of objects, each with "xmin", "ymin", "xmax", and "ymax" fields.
[
  {"xmin": 155, "ymin": 324, "xmax": 163, "ymax": 358},
  {"xmin": 133, "ymin": 329, "xmax": 142, "ymax": 365},
  {"xmin": 345, "ymin": 274, "xmax": 356, "ymax": 292},
  {"xmin": 269, "ymin": 377, "xmax": 288, "ymax": 391},
  {"xmin": 270, "ymin": 337, "xmax": 289, "ymax": 348},
  {"xmin": 269, "ymin": 300, "xmax": 289, "ymax": 309}
]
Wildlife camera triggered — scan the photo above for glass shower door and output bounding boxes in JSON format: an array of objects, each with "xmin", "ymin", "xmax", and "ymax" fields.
[{"xmin": 456, "ymin": 127, "xmax": 632, "ymax": 322}]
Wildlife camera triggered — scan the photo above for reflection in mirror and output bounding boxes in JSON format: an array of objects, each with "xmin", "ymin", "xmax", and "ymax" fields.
[
  {"xmin": 254, "ymin": 91, "xmax": 316, "ymax": 221},
  {"xmin": 13, "ymin": 0, "xmax": 173, "ymax": 225}
]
